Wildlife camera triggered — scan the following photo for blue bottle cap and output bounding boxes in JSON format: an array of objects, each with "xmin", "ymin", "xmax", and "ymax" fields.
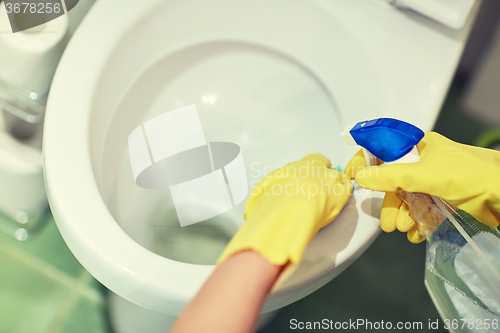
[{"xmin": 350, "ymin": 118, "xmax": 424, "ymax": 162}]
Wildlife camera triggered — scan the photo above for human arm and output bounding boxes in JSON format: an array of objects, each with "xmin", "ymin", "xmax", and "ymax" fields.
[{"xmin": 170, "ymin": 250, "xmax": 282, "ymax": 333}]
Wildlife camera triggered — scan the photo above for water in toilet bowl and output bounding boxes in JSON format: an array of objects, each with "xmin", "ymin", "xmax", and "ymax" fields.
[{"xmin": 151, "ymin": 208, "xmax": 238, "ymax": 265}]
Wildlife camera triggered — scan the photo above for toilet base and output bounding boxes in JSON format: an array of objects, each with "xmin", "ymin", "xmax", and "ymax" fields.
[{"xmin": 108, "ymin": 292, "xmax": 278, "ymax": 333}]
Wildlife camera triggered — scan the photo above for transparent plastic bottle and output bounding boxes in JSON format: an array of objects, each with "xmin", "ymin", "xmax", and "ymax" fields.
[{"xmin": 401, "ymin": 192, "xmax": 500, "ymax": 333}]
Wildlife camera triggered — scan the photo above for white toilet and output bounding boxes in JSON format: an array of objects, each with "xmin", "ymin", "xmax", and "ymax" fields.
[{"xmin": 43, "ymin": 0, "xmax": 476, "ymax": 331}]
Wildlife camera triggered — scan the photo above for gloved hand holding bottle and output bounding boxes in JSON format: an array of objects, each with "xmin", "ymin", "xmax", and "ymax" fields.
[
  {"xmin": 343, "ymin": 121, "xmax": 500, "ymax": 328},
  {"xmin": 345, "ymin": 131, "xmax": 500, "ymax": 243}
]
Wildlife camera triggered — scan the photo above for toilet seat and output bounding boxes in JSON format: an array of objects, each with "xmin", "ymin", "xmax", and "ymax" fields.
[{"xmin": 44, "ymin": 0, "xmax": 472, "ymax": 315}]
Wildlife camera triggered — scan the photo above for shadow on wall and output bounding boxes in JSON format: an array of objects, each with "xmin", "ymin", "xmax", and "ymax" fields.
[{"xmin": 435, "ymin": 0, "xmax": 500, "ymax": 144}]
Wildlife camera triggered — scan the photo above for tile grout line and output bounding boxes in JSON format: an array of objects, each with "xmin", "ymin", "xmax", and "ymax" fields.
[
  {"xmin": 76, "ymin": 271, "xmax": 105, "ymax": 303},
  {"xmin": 46, "ymin": 272, "xmax": 97, "ymax": 333},
  {"xmin": 0, "ymin": 242, "xmax": 80, "ymax": 289},
  {"xmin": 0, "ymin": 241, "xmax": 104, "ymax": 303}
]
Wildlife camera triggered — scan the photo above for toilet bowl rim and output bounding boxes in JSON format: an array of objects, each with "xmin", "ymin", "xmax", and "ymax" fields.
[{"xmin": 43, "ymin": 0, "xmax": 387, "ymax": 314}]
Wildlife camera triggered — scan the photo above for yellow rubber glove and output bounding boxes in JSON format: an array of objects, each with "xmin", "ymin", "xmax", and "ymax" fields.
[
  {"xmin": 217, "ymin": 154, "xmax": 353, "ymax": 266},
  {"xmin": 345, "ymin": 132, "xmax": 500, "ymax": 244}
]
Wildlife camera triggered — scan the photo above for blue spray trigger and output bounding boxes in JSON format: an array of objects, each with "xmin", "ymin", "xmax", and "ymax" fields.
[{"xmin": 350, "ymin": 118, "xmax": 424, "ymax": 162}]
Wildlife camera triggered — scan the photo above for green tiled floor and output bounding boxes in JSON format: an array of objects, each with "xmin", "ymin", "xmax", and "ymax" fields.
[
  {"xmin": 0, "ymin": 250, "xmax": 73, "ymax": 333},
  {"xmin": 0, "ymin": 217, "xmax": 109, "ymax": 333},
  {"xmin": 56, "ymin": 297, "xmax": 110, "ymax": 333},
  {"xmin": 0, "ymin": 217, "xmax": 85, "ymax": 279}
]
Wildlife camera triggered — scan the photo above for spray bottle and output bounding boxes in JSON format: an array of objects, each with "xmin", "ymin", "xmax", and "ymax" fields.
[{"xmin": 342, "ymin": 118, "xmax": 500, "ymax": 333}]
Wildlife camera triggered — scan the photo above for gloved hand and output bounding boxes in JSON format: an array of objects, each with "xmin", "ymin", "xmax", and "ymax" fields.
[
  {"xmin": 217, "ymin": 154, "xmax": 353, "ymax": 266},
  {"xmin": 345, "ymin": 132, "xmax": 500, "ymax": 243}
]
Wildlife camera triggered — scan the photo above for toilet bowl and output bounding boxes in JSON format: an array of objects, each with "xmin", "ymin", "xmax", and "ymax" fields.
[{"xmin": 43, "ymin": 0, "xmax": 474, "ymax": 331}]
